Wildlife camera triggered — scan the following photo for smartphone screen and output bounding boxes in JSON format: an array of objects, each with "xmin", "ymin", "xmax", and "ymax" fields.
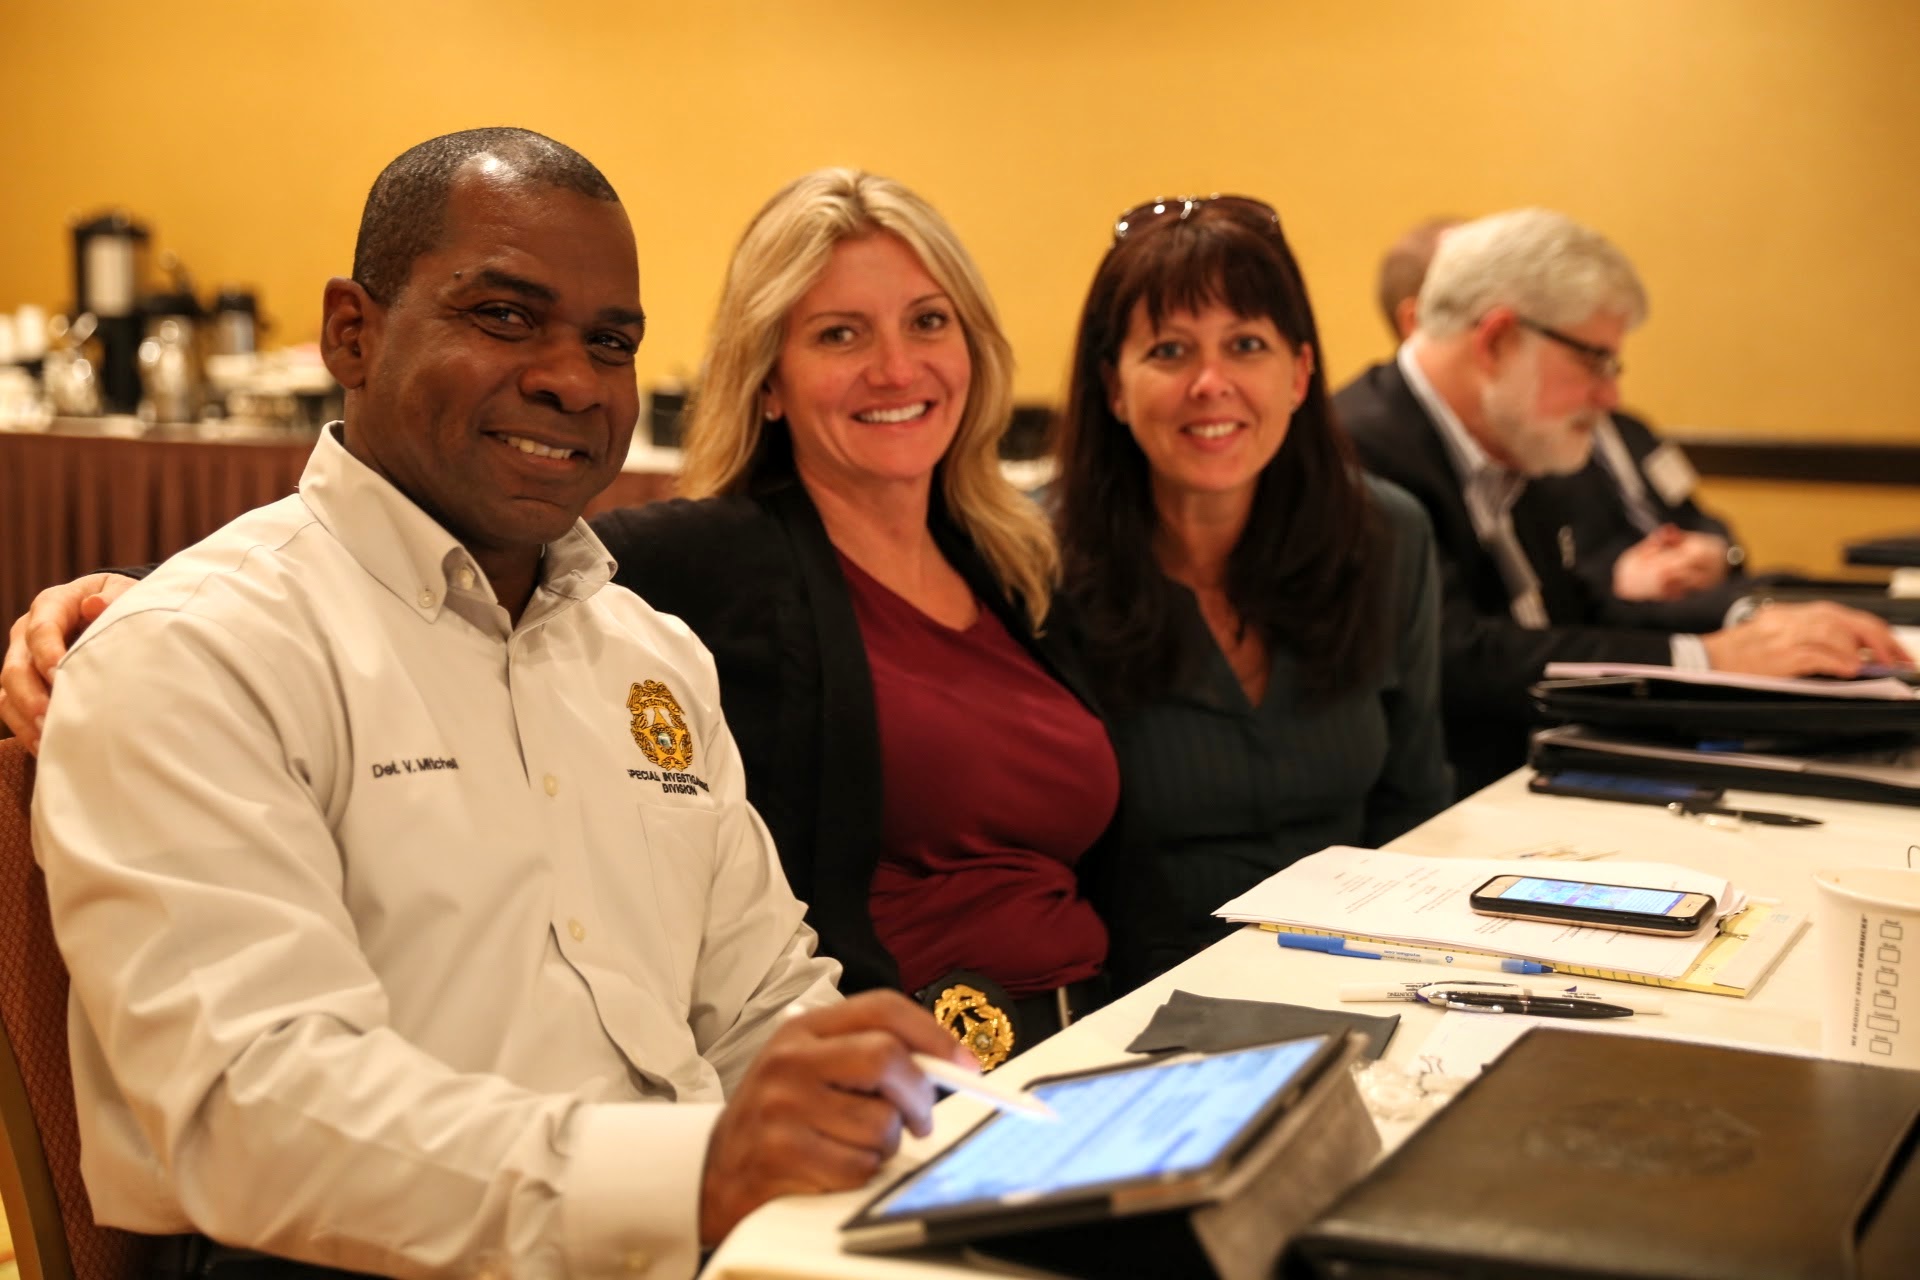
[
  {"xmin": 1489, "ymin": 876, "xmax": 1687, "ymax": 917},
  {"xmin": 1470, "ymin": 874, "xmax": 1714, "ymax": 933}
]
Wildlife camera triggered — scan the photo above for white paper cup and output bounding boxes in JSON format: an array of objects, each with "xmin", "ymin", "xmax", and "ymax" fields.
[{"xmin": 1814, "ymin": 868, "xmax": 1920, "ymax": 1067}]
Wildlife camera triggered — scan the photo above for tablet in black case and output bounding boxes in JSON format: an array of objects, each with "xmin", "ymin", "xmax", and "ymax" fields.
[{"xmin": 841, "ymin": 1034, "xmax": 1344, "ymax": 1254}]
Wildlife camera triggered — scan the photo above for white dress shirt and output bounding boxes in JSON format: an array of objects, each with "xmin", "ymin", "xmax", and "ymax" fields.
[
  {"xmin": 31, "ymin": 426, "xmax": 841, "ymax": 1279},
  {"xmin": 1399, "ymin": 343, "xmax": 1551, "ymax": 629},
  {"xmin": 1398, "ymin": 343, "xmax": 1706, "ymax": 669}
]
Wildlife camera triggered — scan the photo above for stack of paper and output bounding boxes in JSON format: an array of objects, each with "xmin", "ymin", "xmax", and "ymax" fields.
[
  {"xmin": 1214, "ymin": 848, "xmax": 1745, "ymax": 980},
  {"xmin": 1542, "ymin": 662, "xmax": 1920, "ymax": 700}
]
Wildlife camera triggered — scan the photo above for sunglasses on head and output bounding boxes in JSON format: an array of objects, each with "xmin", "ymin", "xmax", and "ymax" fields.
[{"xmin": 1111, "ymin": 194, "xmax": 1281, "ymax": 243}]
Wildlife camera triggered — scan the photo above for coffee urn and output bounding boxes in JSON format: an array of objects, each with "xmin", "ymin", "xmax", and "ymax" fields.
[
  {"xmin": 71, "ymin": 211, "xmax": 151, "ymax": 414},
  {"xmin": 137, "ymin": 291, "xmax": 204, "ymax": 423},
  {"xmin": 210, "ymin": 288, "xmax": 260, "ymax": 356}
]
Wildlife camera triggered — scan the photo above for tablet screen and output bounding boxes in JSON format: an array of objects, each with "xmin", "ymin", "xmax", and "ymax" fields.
[{"xmin": 864, "ymin": 1036, "xmax": 1331, "ymax": 1221}]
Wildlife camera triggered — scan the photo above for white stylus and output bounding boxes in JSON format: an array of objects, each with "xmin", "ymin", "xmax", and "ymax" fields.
[{"xmin": 911, "ymin": 1053, "xmax": 1059, "ymax": 1121}]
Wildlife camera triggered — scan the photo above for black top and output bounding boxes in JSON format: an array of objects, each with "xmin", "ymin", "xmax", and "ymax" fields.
[
  {"xmin": 1106, "ymin": 476, "xmax": 1453, "ymax": 954},
  {"xmin": 1334, "ymin": 360, "xmax": 1673, "ymax": 795},
  {"xmin": 588, "ymin": 479, "xmax": 1175, "ymax": 995}
]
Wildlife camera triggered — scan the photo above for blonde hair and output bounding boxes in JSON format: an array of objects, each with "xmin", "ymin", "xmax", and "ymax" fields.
[{"xmin": 679, "ymin": 168, "xmax": 1056, "ymax": 626}]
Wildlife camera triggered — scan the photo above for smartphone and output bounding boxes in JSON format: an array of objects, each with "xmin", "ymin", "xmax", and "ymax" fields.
[
  {"xmin": 1469, "ymin": 874, "xmax": 1716, "ymax": 935},
  {"xmin": 1527, "ymin": 770, "xmax": 1722, "ymax": 808}
]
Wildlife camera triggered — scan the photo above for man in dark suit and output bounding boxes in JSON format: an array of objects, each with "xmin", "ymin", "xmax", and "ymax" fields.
[
  {"xmin": 1373, "ymin": 215, "xmax": 1746, "ymax": 629},
  {"xmin": 1337, "ymin": 208, "xmax": 1903, "ymax": 796}
]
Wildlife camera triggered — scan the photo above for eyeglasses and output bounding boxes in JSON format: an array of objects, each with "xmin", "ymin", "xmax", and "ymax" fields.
[
  {"xmin": 1111, "ymin": 194, "xmax": 1281, "ymax": 243},
  {"xmin": 1516, "ymin": 316, "xmax": 1624, "ymax": 381}
]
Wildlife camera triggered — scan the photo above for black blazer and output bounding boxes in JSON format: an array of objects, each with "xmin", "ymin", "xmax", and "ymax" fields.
[
  {"xmin": 1523, "ymin": 412, "xmax": 1747, "ymax": 634},
  {"xmin": 1334, "ymin": 361, "xmax": 1672, "ymax": 794},
  {"xmin": 589, "ymin": 479, "xmax": 1171, "ymax": 995}
]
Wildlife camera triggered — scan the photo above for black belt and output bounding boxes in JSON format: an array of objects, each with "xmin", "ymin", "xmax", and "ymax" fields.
[
  {"xmin": 149, "ymin": 1235, "xmax": 373, "ymax": 1279},
  {"xmin": 1009, "ymin": 977, "xmax": 1105, "ymax": 1041},
  {"xmin": 915, "ymin": 969, "xmax": 1108, "ymax": 1070}
]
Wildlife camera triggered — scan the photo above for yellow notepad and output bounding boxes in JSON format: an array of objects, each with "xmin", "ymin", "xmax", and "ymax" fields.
[{"xmin": 1261, "ymin": 903, "xmax": 1805, "ymax": 998}]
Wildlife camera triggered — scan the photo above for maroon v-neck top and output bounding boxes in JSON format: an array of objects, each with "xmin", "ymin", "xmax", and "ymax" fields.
[{"xmin": 840, "ymin": 552, "xmax": 1116, "ymax": 996}]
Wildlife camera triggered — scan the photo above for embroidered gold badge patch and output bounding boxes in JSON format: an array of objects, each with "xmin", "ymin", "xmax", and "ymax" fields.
[
  {"xmin": 933, "ymin": 983, "xmax": 1015, "ymax": 1071},
  {"xmin": 627, "ymin": 680, "xmax": 694, "ymax": 771}
]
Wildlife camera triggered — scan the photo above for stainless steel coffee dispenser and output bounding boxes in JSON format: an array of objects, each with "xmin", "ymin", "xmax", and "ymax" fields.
[
  {"xmin": 137, "ymin": 291, "xmax": 203, "ymax": 423},
  {"xmin": 71, "ymin": 211, "xmax": 151, "ymax": 414}
]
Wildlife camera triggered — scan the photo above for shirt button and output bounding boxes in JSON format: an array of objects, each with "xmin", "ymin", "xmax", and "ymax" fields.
[
  {"xmin": 417, "ymin": 588, "xmax": 435, "ymax": 608},
  {"xmin": 455, "ymin": 567, "xmax": 476, "ymax": 591},
  {"xmin": 543, "ymin": 773, "xmax": 559, "ymax": 797},
  {"xmin": 568, "ymin": 918, "xmax": 587, "ymax": 942}
]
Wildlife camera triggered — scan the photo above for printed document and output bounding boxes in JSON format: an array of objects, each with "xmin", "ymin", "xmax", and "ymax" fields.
[{"xmin": 1215, "ymin": 848, "xmax": 1742, "ymax": 979}]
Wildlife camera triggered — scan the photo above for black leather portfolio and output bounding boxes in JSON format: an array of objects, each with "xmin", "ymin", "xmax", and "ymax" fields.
[
  {"xmin": 1529, "ymin": 723, "xmax": 1920, "ymax": 807},
  {"xmin": 1530, "ymin": 673, "xmax": 1920, "ymax": 739},
  {"xmin": 1286, "ymin": 1028, "xmax": 1920, "ymax": 1279},
  {"xmin": 1846, "ymin": 534, "xmax": 1920, "ymax": 569}
]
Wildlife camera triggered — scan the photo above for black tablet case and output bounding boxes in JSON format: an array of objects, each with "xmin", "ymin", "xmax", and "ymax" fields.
[
  {"xmin": 1530, "ymin": 674, "xmax": 1920, "ymax": 739},
  {"xmin": 1846, "ymin": 535, "xmax": 1920, "ymax": 570},
  {"xmin": 1285, "ymin": 1028, "xmax": 1920, "ymax": 1279},
  {"xmin": 880, "ymin": 1033, "xmax": 1382, "ymax": 1280},
  {"xmin": 1528, "ymin": 723, "xmax": 1920, "ymax": 807}
]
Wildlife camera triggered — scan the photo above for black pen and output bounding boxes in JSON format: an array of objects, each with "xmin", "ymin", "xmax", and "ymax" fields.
[
  {"xmin": 1667, "ymin": 801, "xmax": 1822, "ymax": 828},
  {"xmin": 1424, "ymin": 992, "xmax": 1634, "ymax": 1019}
]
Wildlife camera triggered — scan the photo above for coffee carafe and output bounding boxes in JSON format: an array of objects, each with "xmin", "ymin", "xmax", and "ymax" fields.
[
  {"xmin": 137, "ymin": 291, "xmax": 203, "ymax": 424},
  {"xmin": 209, "ymin": 288, "xmax": 260, "ymax": 357},
  {"xmin": 71, "ymin": 211, "xmax": 151, "ymax": 415}
]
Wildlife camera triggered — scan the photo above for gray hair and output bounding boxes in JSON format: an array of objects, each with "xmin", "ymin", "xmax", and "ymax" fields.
[{"xmin": 1416, "ymin": 208, "xmax": 1648, "ymax": 338}]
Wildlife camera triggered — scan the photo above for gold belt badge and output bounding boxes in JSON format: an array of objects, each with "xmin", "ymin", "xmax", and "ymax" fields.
[{"xmin": 933, "ymin": 983, "xmax": 1014, "ymax": 1070}]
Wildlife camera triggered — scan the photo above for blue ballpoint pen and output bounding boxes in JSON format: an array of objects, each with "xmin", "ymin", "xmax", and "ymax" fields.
[{"xmin": 1276, "ymin": 931, "xmax": 1554, "ymax": 975}]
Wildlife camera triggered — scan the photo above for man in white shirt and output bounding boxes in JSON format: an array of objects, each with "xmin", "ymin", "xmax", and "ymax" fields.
[
  {"xmin": 26, "ymin": 128, "xmax": 969, "ymax": 1280},
  {"xmin": 1336, "ymin": 208, "xmax": 1904, "ymax": 794}
]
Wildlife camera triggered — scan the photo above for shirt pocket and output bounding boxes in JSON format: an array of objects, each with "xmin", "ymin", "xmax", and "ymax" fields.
[{"xmin": 621, "ymin": 800, "xmax": 721, "ymax": 997}]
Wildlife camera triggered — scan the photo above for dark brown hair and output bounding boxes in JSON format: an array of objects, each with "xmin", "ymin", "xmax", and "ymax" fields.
[{"xmin": 1053, "ymin": 201, "xmax": 1387, "ymax": 707}]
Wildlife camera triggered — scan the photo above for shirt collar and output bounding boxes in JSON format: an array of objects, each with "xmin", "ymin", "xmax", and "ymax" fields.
[
  {"xmin": 1398, "ymin": 341, "xmax": 1527, "ymax": 518},
  {"xmin": 297, "ymin": 423, "xmax": 617, "ymax": 625}
]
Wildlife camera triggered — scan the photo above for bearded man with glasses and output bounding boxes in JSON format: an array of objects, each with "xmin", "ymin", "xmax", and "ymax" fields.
[
  {"xmin": 1369, "ymin": 214, "xmax": 1746, "ymax": 629},
  {"xmin": 1335, "ymin": 207, "xmax": 1905, "ymax": 796}
]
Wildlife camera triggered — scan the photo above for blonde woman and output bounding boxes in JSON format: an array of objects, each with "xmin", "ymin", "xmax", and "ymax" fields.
[{"xmin": 592, "ymin": 170, "xmax": 1164, "ymax": 1064}]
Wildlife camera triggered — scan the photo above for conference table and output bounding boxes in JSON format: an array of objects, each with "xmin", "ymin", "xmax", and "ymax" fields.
[{"xmin": 703, "ymin": 770, "xmax": 1918, "ymax": 1278}]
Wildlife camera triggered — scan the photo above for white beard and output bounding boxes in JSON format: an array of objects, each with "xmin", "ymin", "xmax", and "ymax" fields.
[{"xmin": 1480, "ymin": 349, "xmax": 1598, "ymax": 477}]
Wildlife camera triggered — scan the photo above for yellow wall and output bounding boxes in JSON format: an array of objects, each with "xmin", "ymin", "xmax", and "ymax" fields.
[
  {"xmin": 1695, "ymin": 478, "xmax": 1915, "ymax": 581},
  {"xmin": 3, "ymin": 0, "xmax": 1917, "ymax": 450}
]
